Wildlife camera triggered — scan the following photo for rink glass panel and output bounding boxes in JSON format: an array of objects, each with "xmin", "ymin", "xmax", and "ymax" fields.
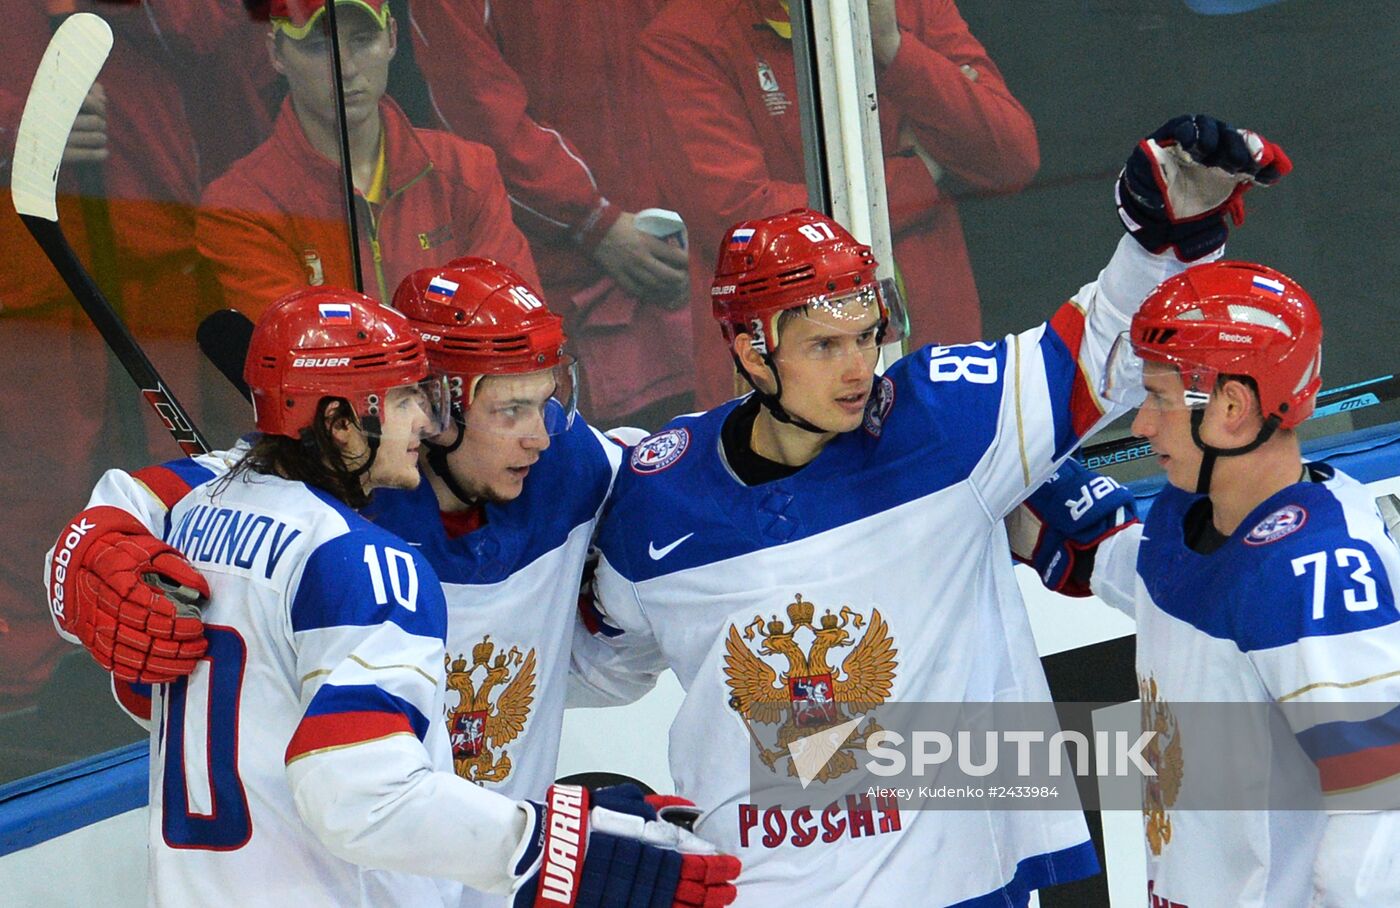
[{"xmin": 0, "ymin": 0, "xmax": 1396, "ymax": 781}]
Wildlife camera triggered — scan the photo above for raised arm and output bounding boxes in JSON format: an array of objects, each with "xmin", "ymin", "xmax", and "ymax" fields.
[{"xmin": 969, "ymin": 115, "xmax": 1290, "ymax": 517}]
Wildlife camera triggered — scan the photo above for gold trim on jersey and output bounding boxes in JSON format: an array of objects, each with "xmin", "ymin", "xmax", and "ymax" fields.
[
  {"xmin": 131, "ymin": 477, "xmax": 169, "ymax": 512},
  {"xmin": 1277, "ymin": 667, "xmax": 1400, "ymax": 703},
  {"xmin": 1012, "ymin": 333, "xmax": 1029, "ymax": 486},
  {"xmin": 300, "ymin": 654, "xmax": 440, "ymax": 688}
]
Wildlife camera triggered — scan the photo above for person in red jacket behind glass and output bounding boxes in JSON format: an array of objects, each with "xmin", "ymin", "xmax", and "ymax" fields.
[
  {"xmin": 640, "ymin": 0, "xmax": 1039, "ymax": 407},
  {"xmin": 195, "ymin": 0, "xmax": 538, "ymax": 321},
  {"xmin": 0, "ymin": 0, "xmax": 273, "ymax": 713},
  {"xmin": 406, "ymin": 0, "xmax": 693, "ymax": 429}
]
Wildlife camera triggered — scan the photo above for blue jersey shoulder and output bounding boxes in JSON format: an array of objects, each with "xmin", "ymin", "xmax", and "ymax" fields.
[
  {"xmin": 1142, "ymin": 474, "xmax": 1400, "ymax": 651},
  {"xmin": 598, "ymin": 379, "xmax": 1004, "ymax": 583},
  {"xmin": 600, "ymin": 405, "xmax": 742, "ymax": 581},
  {"xmin": 290, "ymin": 522, "xmax": 447, "ymax": 642}
]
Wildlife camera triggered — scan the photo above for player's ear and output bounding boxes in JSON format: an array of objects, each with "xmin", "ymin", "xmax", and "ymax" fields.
[
  {"xmin": 386, "ymin": 15, "xmax": 398, "ymax": 58},
  {"xmin": 1217, "ymin": 377, "xmax": 1262, "ymax": 436},
  {"xmin": 322, "ymin": 399, "xmax": 359, "ymax": 446},
  {"xmin": 734, "ymin": 333, "xmax": 775, "ymax": 394}
]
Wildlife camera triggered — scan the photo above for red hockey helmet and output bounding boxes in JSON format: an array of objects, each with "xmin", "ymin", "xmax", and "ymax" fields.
[
  {"xmin": 1103, "ymin": 261, "xmax": 1322, "ymax": 429},
  {"xmin": 244, "ymin": 286, "xmax": 447, "ymax": 438},
  {"xmin": 710, "ymin": 209, "xmax": 906, "ymax": 354},
  {"xmin": 391, "ymin": 258, "xmax": 577, "ymax": 436}
]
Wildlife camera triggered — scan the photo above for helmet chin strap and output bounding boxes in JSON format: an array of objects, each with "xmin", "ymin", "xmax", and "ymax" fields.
[
  {"xmin": 1189, "ymin": 408, "xmax": 1281, "ymax": 495},
  {"xmin": 730, "ymin": 352, "xmax": 829, "ymax": 435},
  {"xmin": 424, "ymin": 418, "xmax": 480, "ymax": 506}
]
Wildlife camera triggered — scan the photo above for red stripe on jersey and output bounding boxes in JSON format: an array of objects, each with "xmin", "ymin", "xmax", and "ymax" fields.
[
  {"xmin": 113, "ymin": 680, "xmax": 152, "ymax": 722},
  {"xmin": 284, "ymin": 710, "xmax": 414, "ymax": 764},
  {"xmin": 579, "ymin": 597, "xmax": 603, "ymax": 636},
  {"xmin": 1317, "ymin": 741, "xmax": 1400, "ymax": 793},
  {"xmin": 133, "ymin": 465, "xmax": 196, "ymax": 510},
  {"xmin": 1049, "ymin": 303, "xmax": 1104, "ymax": 438}
]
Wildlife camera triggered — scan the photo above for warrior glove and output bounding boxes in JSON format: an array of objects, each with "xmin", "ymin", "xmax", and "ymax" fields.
[
  {"xmin": 513, "ymin": 784, "xmax": 740, "ymax": 908},
  {"xmin": 1009, "ymin": 462, "xmax": 1139, "ymax": 598}
]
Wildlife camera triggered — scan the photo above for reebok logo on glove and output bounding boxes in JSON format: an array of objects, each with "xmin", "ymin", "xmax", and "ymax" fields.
[{"xmin": 49, "ymin": 516, "xmax": 97, "ymax": 620}]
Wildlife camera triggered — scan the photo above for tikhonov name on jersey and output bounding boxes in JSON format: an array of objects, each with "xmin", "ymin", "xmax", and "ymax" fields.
[
  {"xmin": 1095, "ymin": 464, "xmax": 1400, "ymax": 908},
  {"xmin": 581, "ymin": 236, "xmax": 1187, "ymax": 907}
]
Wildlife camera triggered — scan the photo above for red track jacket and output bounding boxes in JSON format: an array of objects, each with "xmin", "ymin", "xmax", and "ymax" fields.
[
  {"xmin": 0, "ymin": 0, "xmax": 272, "ymax": 707},
  {"xmin": 407, "ymin": 0, "xmax": 692, "ymax": 422},
  {"xmin": 0, "ymin": 0, "xmax": 273, "ymax": 333},
  {"xmin": 195, "ymin": 96, "xmax": 538, "ymax": 321}
]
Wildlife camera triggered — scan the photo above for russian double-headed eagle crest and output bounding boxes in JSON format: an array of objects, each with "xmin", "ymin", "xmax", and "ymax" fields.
[
  {"xmin": 444, "ymin": 635, "xmax": 536, "ymax": 784},
  {"xmin": 724, "ymin": 594, "xmax": 898, "ymax": 783},
  {"xmin": 1139, "ymin": 674, "xmax": 1184, "ymax": 856}
]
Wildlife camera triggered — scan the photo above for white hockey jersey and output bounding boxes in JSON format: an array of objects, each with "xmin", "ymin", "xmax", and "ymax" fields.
[
  {"xmin": 145, "ymin": 468, "xmax": 526, "ymax": 907},
  {"xmin": 581, "ymin": 236, "xmax": 1191, "ymax": 906},
  {"xmin": 58, "ymin": 422, "xmax": 627, "ymax": 907},
  {"xmin": 1092, "ymin": 463, "xmax": 1400, "ymax": 907},
  {"xmin": 363, "ymin": 419, "xmax": 626, "ymax": 908}
]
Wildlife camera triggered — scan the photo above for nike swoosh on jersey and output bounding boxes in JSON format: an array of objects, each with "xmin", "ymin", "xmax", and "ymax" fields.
[{"xmin": 648, "ymin": 533, "xmax": 695, "ymax": 560}]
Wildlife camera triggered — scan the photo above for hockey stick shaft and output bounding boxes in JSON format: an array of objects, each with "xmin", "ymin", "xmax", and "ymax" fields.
[
  {"xmin": 12, "ymin": 13, "xmax": 209, "ymax": 457},
  {"xmin": 322, "ymin": 0, "xmax": 365, "ymax": 293},
  {"xmin": 1077, "ymin": 373, "xmax": 1400, "ymax": 470}
]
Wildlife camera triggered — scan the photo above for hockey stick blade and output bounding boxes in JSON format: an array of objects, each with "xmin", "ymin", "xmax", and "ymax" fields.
[
  {"xmin": 198, "ymin": 309, "xmax": 254, "ymax": 403},
  {"xmin": 1077, "ymin": 374, "xmax": 1400, "ymax": 470},
  {"xmin": 11, "ymin": 13, "xmax": 209, "ymax": 456}
]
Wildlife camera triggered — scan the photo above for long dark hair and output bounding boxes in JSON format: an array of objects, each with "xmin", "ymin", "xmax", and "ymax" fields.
[{"xmin": 223, "ymin": 397, "xmax": 372, "ymax": 509}]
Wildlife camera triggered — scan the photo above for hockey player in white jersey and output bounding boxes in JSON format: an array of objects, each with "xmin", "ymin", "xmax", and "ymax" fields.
[
  {"xmin": 575, "ymin": 115, "xmax": 1291, "ymax": 906},
  {"xmin": 1068, "ymin": 261, "xmax": 1400, "ymax": 906},
  {"xmin": 45, "ymin": 287, "xmax": 740, "ymax": 907},
  {"xmin": 52, "ymin": 259, "xmax": 651, "ymax": 829}
]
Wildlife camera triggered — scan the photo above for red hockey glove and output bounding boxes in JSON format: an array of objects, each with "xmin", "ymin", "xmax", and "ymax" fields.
[
  {"xmin": 513, "ymin": 784, "xmax": 740, "ymax": 908},
  {"xmin": 49, "ymin": 506, "xmax": 209, "ymax": 683}
]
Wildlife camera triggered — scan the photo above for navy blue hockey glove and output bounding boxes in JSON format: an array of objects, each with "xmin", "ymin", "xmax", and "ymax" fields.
[
  {"xmin": 1008, "ymin": 463, "xmax": 1138, "ymax": 598},
  {"xmin": 1116, "ymin": 114, "xmax": 1291, "ymax": 261},
  {"xmin": 512, "ymin": 784, "xmax": 739, "ymax": 908}
]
